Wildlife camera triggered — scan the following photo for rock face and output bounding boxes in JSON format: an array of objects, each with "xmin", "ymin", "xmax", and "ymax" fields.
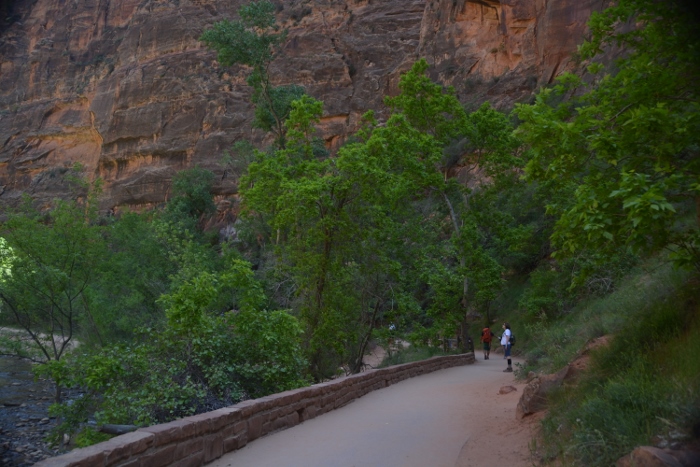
[
  {"xmin": 516, "ymin": 336, "xmax": 610, "ymax": 419},
  {"xmin": 516, "ymin": 364, "xmax": 572, "ymax": 419},
  {"xmin": 0, "ymin": 0, "xmax": 604, "ymax": 211}
]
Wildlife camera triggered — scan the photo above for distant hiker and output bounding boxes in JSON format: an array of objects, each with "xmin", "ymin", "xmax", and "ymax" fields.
[
  {"xmin": 501, "ymin": 322, "xmax": 513, "ymax": 372},
  {"xmin": 480, "ymin": 326, "xmax": 495, "ymax": 360}
]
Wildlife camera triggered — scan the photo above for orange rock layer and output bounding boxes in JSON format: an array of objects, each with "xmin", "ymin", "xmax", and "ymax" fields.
[{"xmin": 0, "ymin": 0, "xmax": 603, "ymax": 211}]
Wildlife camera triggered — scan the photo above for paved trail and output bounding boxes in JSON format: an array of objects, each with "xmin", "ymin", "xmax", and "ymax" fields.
[{"xmin": 208, "ymin": 355, "xmax": 537, "ymax": 467}]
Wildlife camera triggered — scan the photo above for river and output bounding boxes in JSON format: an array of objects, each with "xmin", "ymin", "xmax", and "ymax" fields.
[
  {"xmin": 0, "ymin": 357, "xmax": 35, "ymax": 406},
  {"xmin": 0, "ymin": 356, "xmax": 60, "ymax": 466}
]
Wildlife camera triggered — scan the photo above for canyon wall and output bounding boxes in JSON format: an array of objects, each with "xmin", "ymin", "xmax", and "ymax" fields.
[{"xmin": 0, "ymin": 0, "xmax": 604, "ymax": 211}]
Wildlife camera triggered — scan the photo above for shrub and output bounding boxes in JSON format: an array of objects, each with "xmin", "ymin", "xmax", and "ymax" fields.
[
  {"xmin": 40, "ymin": 261, "xmax": 309, "ymax": 445},
  {"xmin": 163, "ymin": 167, "xmax": 216, "ymax": 231}
]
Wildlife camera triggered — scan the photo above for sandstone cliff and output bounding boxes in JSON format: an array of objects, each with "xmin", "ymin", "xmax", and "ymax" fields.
[{"xmin": 0, "ymin": 0, "xmax": 604, "ymax": 211}]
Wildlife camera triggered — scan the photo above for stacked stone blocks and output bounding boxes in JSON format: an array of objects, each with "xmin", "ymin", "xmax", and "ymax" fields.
[{"xmin": 35, "ymin": 353, "xmax": 475, "ymax": 467}]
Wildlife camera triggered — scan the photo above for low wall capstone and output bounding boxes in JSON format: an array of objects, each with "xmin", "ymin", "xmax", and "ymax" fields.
[{"xmin": 35, "ymin": 352, "xmax": 475, "ymax": 467}]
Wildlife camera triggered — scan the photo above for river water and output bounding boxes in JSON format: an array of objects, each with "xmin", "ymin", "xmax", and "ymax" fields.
[
  {"xmin": 0, "ymin": 356, "xmax": 60, "ymax": 466},
  {"xmin": 0, "ymin": 357, "xmax": 35, "ymax": 406}
]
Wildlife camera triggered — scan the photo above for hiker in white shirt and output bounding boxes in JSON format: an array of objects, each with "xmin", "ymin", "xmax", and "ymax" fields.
[{"xmin": 501, "ymin": 322, "xmax": 513, "ymax": 372}]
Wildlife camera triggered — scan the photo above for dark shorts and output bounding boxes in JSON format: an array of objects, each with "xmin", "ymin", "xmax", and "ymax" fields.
[
  {"xmin": 504, "ymin": 344, "xmax": 511, "ymax": 357},
  {"xmin": 482, "ymin": 342, "xmax": 491, "ymax": 351}
]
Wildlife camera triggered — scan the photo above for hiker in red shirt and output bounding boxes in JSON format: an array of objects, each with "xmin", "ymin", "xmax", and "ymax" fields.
[{"xmin": 480, "ymin": 326, "xmax": 495, "ymax": 360}]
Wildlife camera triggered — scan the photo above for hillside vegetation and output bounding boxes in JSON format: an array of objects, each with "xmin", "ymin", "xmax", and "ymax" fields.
[
  {"xmin": 501, "ymin": 259, "xmax": 700, "ymax": 465},
  {"xmin": 0, "ymin": 0, "xmax": 698, "ymax": 462}
]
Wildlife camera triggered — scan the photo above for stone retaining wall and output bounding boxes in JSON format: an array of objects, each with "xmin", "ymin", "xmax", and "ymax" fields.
[{"xmin": 35, "ymin": 353, "xmax": 475, "ymax": 467}]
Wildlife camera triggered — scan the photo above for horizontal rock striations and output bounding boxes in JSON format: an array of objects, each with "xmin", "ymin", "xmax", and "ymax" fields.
[{"xmin": 0, "ymin": 0, "xmax": 604, "ymax": 211}]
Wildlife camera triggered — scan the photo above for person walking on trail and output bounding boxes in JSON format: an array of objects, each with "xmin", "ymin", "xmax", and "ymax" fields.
[
  {"xmin": 501, "ymin": 322, "xmax": 513, "ymax": 372},
  {"xmin": 480, "ymin": 326, "xmax": 495, "ymax": 360}
]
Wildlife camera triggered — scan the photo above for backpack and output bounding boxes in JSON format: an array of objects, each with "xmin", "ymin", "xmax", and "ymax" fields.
[
  {"xmin": 481, "ymin": 328, "xmax": 492, "ymax": 343},
  {"xmin": 509, "ymin": 333, "xmax": 516, "ymax": 346}
]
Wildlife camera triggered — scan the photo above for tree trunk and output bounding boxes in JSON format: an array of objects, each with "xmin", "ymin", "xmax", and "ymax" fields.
[
  {"xmin": 460, "ymin": 320, "xmax": 473, "ymax": 353},
  {"xmin": 54, "ymin": 382, "xmax": 62, "ymax": 403},
  {"xmin": 350, "ymin": 299, "xmax": 381, "ymax": 374},
  {"xmin": 442, "ymin": 192, "xmax": 470, "ymax": 309}
]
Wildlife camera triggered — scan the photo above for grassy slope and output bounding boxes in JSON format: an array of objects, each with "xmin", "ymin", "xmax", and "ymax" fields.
[{"xmin": 500, "ymin": 260, "xmax": 700, "ymax": 465}]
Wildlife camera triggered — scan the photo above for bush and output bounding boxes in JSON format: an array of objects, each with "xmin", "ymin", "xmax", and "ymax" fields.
[
  {"xmin": 518, "ymin": 264, "xmax": 573, "ymax": 321},
  {"xmin": 73, "ymin": 427, "xmax": 112, "ymax": 448},
  {"xmin": 518, "ymin": 252, "xmax": 638, "ymax": 323},
  {"xmin": 40, "ymin": 261, "xmax": 310, "ymax": 444},
  {"xmin": 163, "ymin": 167, "xmax": 216, "ymax": 231}
]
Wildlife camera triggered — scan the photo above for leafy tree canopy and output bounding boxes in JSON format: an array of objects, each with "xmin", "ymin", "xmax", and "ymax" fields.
[
  {"xmin": 163, "ymin": 166, "xmax": 216, "ymax": 231},
  {"xmin": 0, "ymin": 199, "xmax": 105, "ymax": 367},
  {"xmin": 515, "ymin": 0, "xmax": 700, "ymax": 271}
]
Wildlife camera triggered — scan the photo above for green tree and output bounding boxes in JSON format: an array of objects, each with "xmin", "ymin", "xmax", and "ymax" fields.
[
  {"xmin": 515, "ymin": 0, "xmax": 700, "ymax": 271},
  {"xmin": 42, "ymin": 258, "xmax": 308, "ymax": 439},
  {"xmin": 163, "ymin": 167, "xmax": 216, "ymax": 232},
  {"xmin": 0, "ymin": 199, "xmax": 106, "ymax": 400},
  {"xmin": 240, "ymin": 96, "xmax": 354, "ymax": 378},
  {"xmin": 86, "ymin": 211, "xmax": 175, "ymax": 344},
  {"xmin": 201, "ymin": 0, "xmax": 305, "ymax": 148},
  {"xmin": 385, "ymin": 60, "xmax": 521, "ymax": 338},
  {"xmin": 240, "ymin": 92, "xmax": 445, "ymax": 377}
]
